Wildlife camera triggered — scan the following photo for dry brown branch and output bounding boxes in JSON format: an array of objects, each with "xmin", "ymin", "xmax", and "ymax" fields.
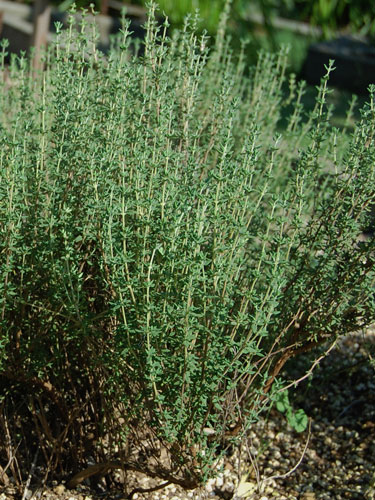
[
  {"xmin": 127, "ymin": 480, "xmax": 172, "ymax": 499},
  {"xmin": 0, "ymin": 464, "xmax": 9, "ymax": 487},
  {"xmin": 21, "ymin": 446, "xmax": 39, "ymax": 500},
  {"xmin": 260, "ymin": 417, "xmax": 312, "ymax": 488},
  {"xmin": 67, "ymin": 457, "xmax": 200, "ymax": 490},
  {"xmin": 1, "ymin": 407, "xmax": 22, "ymax": 485}
]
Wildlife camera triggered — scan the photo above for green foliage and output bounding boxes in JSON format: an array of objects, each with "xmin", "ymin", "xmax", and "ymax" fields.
[
  {"xmin": 0, "ymin": 2, "xmax": 375, "ymax": 489},
  {"xmin": 139, "ymin": 0, "xmax": 227, "ymax": 33},
  {"xmin": 275, "ymin": 0, "xmax": 375, "ymax": 39},
  {"xmin": 57, "ymin": 0, "xmax": 101, "ymax": 11},
  {"xmin": 274, "ymin": 389, "xmax": 308, "ymax": 432}
]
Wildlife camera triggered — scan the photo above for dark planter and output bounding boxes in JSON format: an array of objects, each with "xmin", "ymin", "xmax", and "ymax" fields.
[{"xmin": 302, "ymin": 36, "xmax": 375, "ymax": 94}]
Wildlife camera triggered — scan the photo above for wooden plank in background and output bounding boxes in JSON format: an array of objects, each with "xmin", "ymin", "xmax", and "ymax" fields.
[
  {"xmin": 31, "ymin": 0, "xmax": 51, "ymax": 70},
  {"xmin": 100, "ymin": 0, "xmax": 109, "ymax": 16}
]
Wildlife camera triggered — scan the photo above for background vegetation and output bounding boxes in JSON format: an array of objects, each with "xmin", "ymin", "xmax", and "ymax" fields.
[
  {"xmin": 13, "ymin": 0, "xmax": 375, "ymax": 77},
  {"xmin": 24, "ymin": 0, "xmax": 375, "ymax": 37}
]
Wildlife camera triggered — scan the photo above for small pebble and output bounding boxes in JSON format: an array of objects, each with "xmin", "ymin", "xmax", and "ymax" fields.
[{"xmin": 53, "ymin": 484, "xmax": 66, "ymax": 495}]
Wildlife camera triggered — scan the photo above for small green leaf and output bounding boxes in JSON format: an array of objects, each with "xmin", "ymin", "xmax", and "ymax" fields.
[
  {"xmin": 275, "ymin": 391, "xmax": 290, "ymax": 414},
  {"xmin": 291, "ymin": 409, "xmax": 308, "ymax": 433}
]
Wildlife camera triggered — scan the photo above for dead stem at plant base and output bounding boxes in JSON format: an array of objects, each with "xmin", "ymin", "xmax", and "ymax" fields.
[{"xmin": 2, "ymin": 331, "xmax": 374, "ymax": 500}]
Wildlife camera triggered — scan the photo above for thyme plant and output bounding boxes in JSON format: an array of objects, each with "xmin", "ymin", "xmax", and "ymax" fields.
[{"xmin": 0, "ymin": 1, "xmax": 374, "ymax": 491}]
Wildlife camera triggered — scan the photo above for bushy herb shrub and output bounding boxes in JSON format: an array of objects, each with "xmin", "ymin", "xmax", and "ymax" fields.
[{"xmin": 0, "ymin": 1, "xmax": 375, "ymax": 492}]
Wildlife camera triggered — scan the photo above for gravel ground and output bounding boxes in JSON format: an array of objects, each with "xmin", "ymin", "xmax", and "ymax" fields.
[{"xmin": 2, "ymin": 330, "xmax": 375, "ymax": 500}]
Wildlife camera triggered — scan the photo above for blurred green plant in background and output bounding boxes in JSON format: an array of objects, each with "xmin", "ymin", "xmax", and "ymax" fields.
[
  {"xmin": 16, "ymin": 0, "xmax": 374, "ymax": 77},
  {"xmin": 275, "ymin": 0, "xmax": 375, "ymax": 39},
  {"xmin": 52, "ymin": 0, "xmax": 375, "ymax": 39},
  {"xmin": 15, "ymin": 0, "xmax": 375, "ymax": 39}
]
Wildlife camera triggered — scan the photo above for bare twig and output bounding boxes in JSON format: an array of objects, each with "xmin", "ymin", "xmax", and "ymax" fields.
[
  {"xmin": 0, "ymin": 464, "xmax": 9, "ymax": 487},
  {"xmin": 245, "ymin": 435, "xmax": 261, "ymax": 489},
  {"xmin": 335, "ymin": 399, "xmax": 364, "ymax": 421},
  {"xmin": 21, "ymin": 446, "xmax": 39, "ymax": 500},
  {"xmin": 127, "ymin": 480, "xmax": 172, "ymax": 499},
  {"xmin": 260, "ymin": 417, "xmax": 312, "ymax": 488},
  {"xmin": 67, "ymin": 459, "xmax": 198, "ymax": 490},
  {"xmin": 2, "ymin": 409, "xmax": 22, "ymax": 485},
  {"xmin": 271, "ymin": 338, "xmax": 339, "ymax": 398},
  {"xmin": 0, "ymin": 442, "xmax": 21, "ymax": 486}
]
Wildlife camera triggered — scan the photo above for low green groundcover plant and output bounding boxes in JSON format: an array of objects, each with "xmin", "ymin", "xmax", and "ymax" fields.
[{"xmin": 0, "ymin": 0, "xmax": 375, "ymax": 493}]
